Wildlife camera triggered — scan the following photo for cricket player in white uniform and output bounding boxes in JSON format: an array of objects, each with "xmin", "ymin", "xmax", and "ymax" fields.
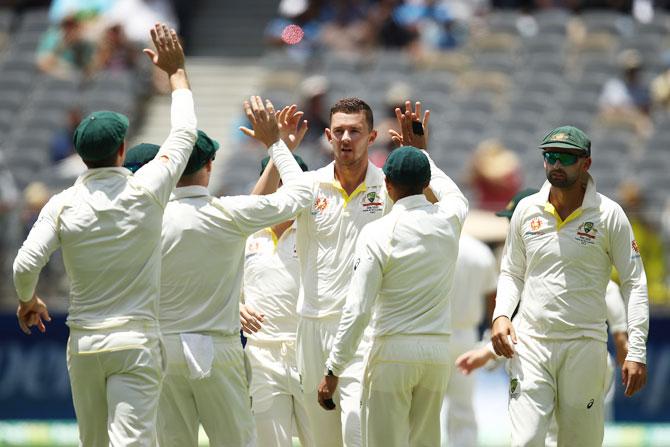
[
  {"xmin": 491, "ymin": 126, "xmax": 649, "ymax": 447},
  {"xmin": 240, "ymin": 154, "xmax": 313, "ymax": 447},
  {"xmin": 254, "ymin": 97, "xmax": 392, "ymax": 447},
  {"xmin": 13, "ymin": 24, "xmax": 196, "ymax": 447},
  {"xmin": 440, "ymin": 233, "xmax": 498, "ymax": 447},
  {"xmin": 123, "ymin": 99, "xmax": 313, "ymax": 447},
  {"xmin": 319, "ymin": 107, "xmax": 469, "ymax": 447}
]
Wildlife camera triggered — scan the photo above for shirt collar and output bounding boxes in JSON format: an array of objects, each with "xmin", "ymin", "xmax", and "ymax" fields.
[
  {"xmin": 75, "ymin": 167, "xmax": 131, "ymax": 184},
  {"xmin": 537, "ymin": 174, "xmax": 598, "ymax": 209},
  {"xmin": 391, "ymin": 194, "xmax": 430, "ymax": 212},
  {"xmin": 170, "ymin": 185, "xmax": 211, "ymax": 201},
  {"xmin": 315, "ymin": 160, "xmax": 385, "ymax": 187}
]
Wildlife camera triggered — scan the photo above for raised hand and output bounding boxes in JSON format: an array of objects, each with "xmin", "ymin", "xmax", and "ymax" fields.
[
  {"xmin": 389, "ymin": 100, "xmax": 431, "ymax": 150},
  {"xmin": 276, "ymin": 105, "xmax": 309, "ymax": 151},
  {"xmin": 17, "ymin": 295, "xmax": 51, "ymax": 335},
  {"xmin": 143, "ymin": 23, "xmax": 185, "ymax": 75},
  {"xmin": 239, "ymin": 96, "xmax": 281, "ymax": 148}
]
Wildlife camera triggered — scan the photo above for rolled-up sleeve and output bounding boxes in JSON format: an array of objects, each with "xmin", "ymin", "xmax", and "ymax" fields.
[
  {"xmin": 134, "ymin": 89, "xmax": 198, "ymax": 206},
  {"xmin": 13, "ymin": 197, "xmax": 62, "ymax": 302},
  {"xmin": 608, "ymin": 206, "xmax": 649, "ymax": 364}
]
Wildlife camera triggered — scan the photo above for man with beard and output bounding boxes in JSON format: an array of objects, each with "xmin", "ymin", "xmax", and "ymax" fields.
[{"xmin": 490, "ymin": 126, "xmax": 649, "ymax": 447}]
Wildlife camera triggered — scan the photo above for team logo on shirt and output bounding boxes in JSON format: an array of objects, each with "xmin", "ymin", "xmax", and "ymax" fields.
[
  {"xmin": 530, "ymin": 217, "xmax": 542, "ymax": 232},
  {"xmin": 311, "ymin": 195, "xmax": 329, "ymax": 215},
  {"xmin": 631, "ymin": 240, "xmax": 641, "ymax": 259},
  {"xmin": 361, "ymin": 190, "xmax": 384, "ymax": 214},
  {"xmin": 509, "ymin": 378, "xmax": 521, "ymax": 399},
  {"xmin": 575, "ymin": 221, "xmax": 598, "ymax": 245}
]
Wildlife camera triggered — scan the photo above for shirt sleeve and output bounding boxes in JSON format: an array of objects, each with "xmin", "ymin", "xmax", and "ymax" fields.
[
  {"xmin": 605, "ymin": 280, "xmax": 627, "ymax": 334},
  {"xmin": 608, "ymin": 206, "xmax": 649, "ymax": 364},
  {"xmin": 219, "ymin": 140, "xmax": 314, "ymax": 235},
  {"xmin": 133, "ymin": 89, "xmax": 198, "ymax": 207},
  {"xmin": 326, "ymin": 227, "xmax": 385, "ymax": 375},
  {"xmin": 481, "ymin": 244, "xmax": 499, "ymax": 295},
  {"xmin": 423, "ymin": 150, "xmax": 468, "ymax": 225},
  {"xmin": 492, "ymin": 206, "xmax": 526, "ymax": 322},
  {"xmin": 13, "ymin": 196, "xmax": 63, "ymax": 302}
]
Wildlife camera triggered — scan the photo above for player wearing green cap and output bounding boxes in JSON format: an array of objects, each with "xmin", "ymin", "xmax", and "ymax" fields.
[
  {"xmin": 13, "ymin": 23, "xmax": 197, "ymax": 447},
  {"xmin": 124, "ymin": 99, "xmax": 313, "ymax": 446},
  {"xmin": 491, "ymin": 125, "xmax": 649, "ymax": 446},
  {"xmin": 317, "ymin": 106, "xmax": 468, "ymax": 447}
]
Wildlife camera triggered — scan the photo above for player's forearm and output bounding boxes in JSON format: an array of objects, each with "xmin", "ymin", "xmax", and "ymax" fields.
[
  {"xmin": 326, "ymin": 309, "xmax": 370, "ymax": 376},
  {"xmin": 623, "ymin": 280, "xmax": 649, "ymax": 364},
  {"xmin": 251, "ymin": 158, "xmax": 281, "ymax": 195},
  {"xmin": 492, "ymin": 273, "xmax": 522, "ymax": 322},
  {"xmin": 169, "ymin": 68, "xmax": 190, "ymax": 91},
  {"xmin": 270, "ymin": 140, "xmax": 303, "ymax": 186}
]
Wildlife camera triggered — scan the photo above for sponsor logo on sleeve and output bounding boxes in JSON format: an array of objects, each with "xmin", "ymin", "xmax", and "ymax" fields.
[
  {"xmin": 631, "ymin": 240, "xmax": 641, "ymax": 259},
  {"xmin": 525, "ymin": 217, "xmax": 546, "ymax": 236}
]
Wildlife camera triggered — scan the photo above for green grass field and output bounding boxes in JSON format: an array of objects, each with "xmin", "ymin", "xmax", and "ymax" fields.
[{"xmin": 1, "ymin": 422, "xmax": 670, "ymax": 446}]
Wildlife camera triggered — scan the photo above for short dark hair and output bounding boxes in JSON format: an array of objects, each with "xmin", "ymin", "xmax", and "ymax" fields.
[
  {"xmin": 329, "ymin": 97, "xmax": 374, "ymax": 131},
  {"xmin": 83, "ymin": 152, "xmax": 119, "ymax": 169},
  {"xmin": 388, "ymin": 179, "xmax": 428, "ymax": 197}
]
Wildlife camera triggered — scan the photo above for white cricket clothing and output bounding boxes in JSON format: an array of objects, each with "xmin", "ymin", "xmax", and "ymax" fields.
[
  {"xmin": 13, "ymin": 89, "xmax": 197, "ymax": 329},
  {"xmin": 159, "ymin": 140, "xmax": 312, "ymax": 336},
  {"xmin": 326, "ymin": 152, "xmax": 468, "ymax": 375},
  {"xmin": 493, "ymin": 176, "xmax": 649, "ymax": 364},
  {"xmin": 605, "ymin": 280, "xmax": 627, "ymax": 333},
  {"xmin": 243, "ymin": 224, "xmax": 300, "ymax": 341},
  {"xmin": 157, "ymin": 334, "xmax": 255, "ymax": 447},
  {"xmin": 13, "ymin": 89, "xmax": 198, "ymax": 447},
  {"xmin": 451, "ymin": 234, "xmax": 498, "ymax": 330},
  {"xmin": 295, "ymin": 161, "xmax": 391, "ymax": 318}
]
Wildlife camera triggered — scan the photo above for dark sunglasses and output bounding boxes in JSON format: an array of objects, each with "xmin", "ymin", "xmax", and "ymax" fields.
[{"xmin": 542, "ymin": 151, "xmax": 584, "ymax": 166}]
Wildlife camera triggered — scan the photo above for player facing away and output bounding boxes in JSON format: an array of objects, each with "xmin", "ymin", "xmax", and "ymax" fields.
[
  {"xmin": 491, "ymin": 126, "xmax": 649, "ymax": 446},
  {"xmin": 13, "ymin": 24, "xmax": 197, "ymax": 447},
  {"xmin": 239, "ymin": 153, "xmax": 315, "ymax": 447},
  {"xmin": 319, "ymin": 105, "xmax": 469, "ymax": 447},
  {"xmin": 122, "ymin": 98, "xmax": 313, "ymax": 447}
]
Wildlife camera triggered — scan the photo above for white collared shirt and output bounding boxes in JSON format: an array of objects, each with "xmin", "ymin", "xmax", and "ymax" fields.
[
  {"xmin": 158, "ymin": 140, "xmax": 313, "ymax": 336},
  {"xmin": 243, "ymin": 224, "xmax": 299, "ymax": 341},
  {"xmin": 13, "ymin": 90, "xmax": 197, "ymax": 330},
  {"xmin": 326, "ymin": 152, "xmax": 468, "ymax": 375},
  {"xmin": 296, "ymin": 161, "xmax": 392, "ymax": 318},
  {"xmin": 492, "ymin": 176, "xmax": 649, "ymax": 364}
]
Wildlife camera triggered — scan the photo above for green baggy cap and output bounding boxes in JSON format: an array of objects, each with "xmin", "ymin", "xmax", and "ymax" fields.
[
  {"xmin": 382, "ymin": 146, "xmax": 431, "ymax": 186},
  {"xmin": 123, "ymin": 143, "xmax": 160, "ymax": 173},
  {"xmin": 496, "ymin": 188, "xmax": 539, "ymax": 218},
  {"xmin": 538, "ymin": 125, "xmax": 591, "ymax": 155},
  {"xmin": 182, "ymin": 130, "xmax": 220, "ymax": 176},
  {"xmin": 260, "ymin": 154, "xmax": 309, "ymax": 176},
  {"xmin": 73, "ymin": 111, "xmax": 129, "ymax": 161}
]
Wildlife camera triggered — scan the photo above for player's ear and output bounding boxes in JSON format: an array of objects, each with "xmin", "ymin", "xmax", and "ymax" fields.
[
  {"xmin": 583, "ymin": 157, "xmax": 592, "ymax": 171},
  {"xmin": 325, "ymin": 128, "xmax": 333, "ymax": 142},
  {"xmin": 368, "ymin": 129, "xmax": 377, "ymax": 145}
]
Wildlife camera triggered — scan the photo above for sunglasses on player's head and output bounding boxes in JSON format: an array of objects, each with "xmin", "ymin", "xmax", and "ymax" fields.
[{"xmin": 542, "ymin": 151, "xmax": 585, "ymax": 167}]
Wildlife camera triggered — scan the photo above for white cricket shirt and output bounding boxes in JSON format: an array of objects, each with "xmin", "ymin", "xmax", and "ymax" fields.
[
  {"xmin": 295, "ymin": 161, "xmax": 392, "ymax": 318},
  {"xmin": 451, "ymin": 234, "xmax": 498, "ymax": 330},
  {"xmin": 326, "ymin": 152, "xmax": 468, "ymax": 375},
  {"xmin": 243, "ymin": 224, "xmax": 299, "ymax": 341},
  {"xmin": 13, "ymin": 89, "xmax": 197, "ymax": 330},
  {"xmin": 492, "ymin": 176, "xmax": 649, "ymax": 364},
  {"xmin": 158, "ymin": 140, "xmax": 312, "ymax": 336}
]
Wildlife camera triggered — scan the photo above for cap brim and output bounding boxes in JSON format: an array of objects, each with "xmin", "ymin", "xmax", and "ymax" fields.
[
  {"xmin": 538, "ymin": 142, "xmax": 588, "ymax": 152},
  {"xmin": 495, "ymin": 210, "xmax": 513, "ymax": 218}
]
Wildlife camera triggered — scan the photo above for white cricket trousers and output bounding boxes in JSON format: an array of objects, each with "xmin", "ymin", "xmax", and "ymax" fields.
[
  {"xmin": 157, "ymin": 334, "xmax": 256, "ymax": 447},
  {"xmin": 296, "ymin": 314, "xmax": 370, "ymax": 447},
  {"xmin": 67, "ymin": 322, "xmax": 163, "ymax": 447},
  {"xmin": 361, "ymin": 335, "xmax": 451, "ymax": 447},
  {"xmin": 440, "ymin": 328, "xmax": 478, "ymax": 447},
  {"xmin": 246, "ymin": 339, "xmax": 314, "ymax": 447},
  {"xmin": 507, "ymin": 335, "xmax": 607, "ymax": 447}
]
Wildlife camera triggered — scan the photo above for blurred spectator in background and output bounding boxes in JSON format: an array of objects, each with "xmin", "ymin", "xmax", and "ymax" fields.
[
  {"xmin": 367, "ymin": 0, "xmax": 419, "ymax": 49},
  {"xmin": 369, "ymin": 81, "xmax": 411, "ymax": 166},
  {"xmin": 320, "ymin": 0, "xmax": 375, "ymax": 52},
  {"xmin": 615, "ymin": 180, "xmax": 668, "ymax": 303},
  {"xmin": 20, "ymin": 182, "xmax": 50, "ymax": 239},
  {"xmin": 265, "ymin": 0, "xmax": 323, "ymax": 62},
  {"xmin": 467, "ymin": 139, "xmax": 522, "ymax": 211},
  {"xmin": 0, "ymin": 152, "xmax": 19, "ymax": 294},
  {"xmin": 299, "ymin": 74, "xmax": 330, "ymax": 143},
  {"xmin": 91, "ymin": 22, "xmax": 138, "ymax": 73},
  {"xmin": 36, "ymin": 14, "xmax": 96, "ymax": 79},
  {"xmin": 394, "ymin": 0, "xmax": 468, "ymax": 51},
  {"xmin": 651, "ymin": 52, "xmax": 670, "ymax": 116},
  {"xmin": 598, "ymin": 49, "xmax": 653, "ymax": 136},
  {"xmin": 104, "ymin": 0, "xmax": 178, "ymax": 44},
  {"xmin": 50, "ymin": 107, "xmax": 82, "ymax": 164},
  {"xmin": 49, "ymin": 0, "xmax": 113, "ymax": 23}
]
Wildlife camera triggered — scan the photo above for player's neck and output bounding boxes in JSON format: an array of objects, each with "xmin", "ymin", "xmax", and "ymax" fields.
[
  {"xmin": 549, "ymin": 182, "xmax": 586, "ymax": 220},
  {"xmin": 271, "ymin": 220, "xmax": 293, "ymax": 239},
  {"xmin": 334, "ymin": 159, "xmax": 367, "ymax": 195}
]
